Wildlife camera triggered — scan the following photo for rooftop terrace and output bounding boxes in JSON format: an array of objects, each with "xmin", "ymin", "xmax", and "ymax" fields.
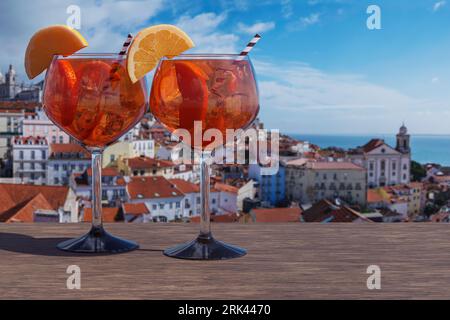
[{"xmin": 0, "ymin": 223, "xmax": 449, "ymax": 299}]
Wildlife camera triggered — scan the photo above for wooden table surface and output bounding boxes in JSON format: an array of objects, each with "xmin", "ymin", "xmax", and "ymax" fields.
[{"xmin": 0, "ymin": 223, "xmax": 449, "ymax": 299}]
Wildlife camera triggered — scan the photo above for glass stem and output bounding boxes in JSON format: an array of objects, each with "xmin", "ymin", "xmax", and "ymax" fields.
[
  {"xmin": 199, "ymin": 153, "xmax": 211, "ymax": 239},
  {"xmin": 91, "ymin": 148, "xmax": 103, "ymax": 230}
]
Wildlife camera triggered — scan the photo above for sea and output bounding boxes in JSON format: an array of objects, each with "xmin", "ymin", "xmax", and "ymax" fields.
[{"xmin": 290, "ymin": 134, "xmax": 450, "ymax": 166}]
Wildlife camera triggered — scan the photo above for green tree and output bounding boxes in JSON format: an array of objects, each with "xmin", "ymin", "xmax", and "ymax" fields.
[{"xmin": 410, "ymin": 160, "xmax": 426, "ymax": 182}]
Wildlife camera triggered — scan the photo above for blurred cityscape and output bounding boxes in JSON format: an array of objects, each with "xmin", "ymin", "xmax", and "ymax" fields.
[{"xmin": 1, "ymin": 63, "xmax": 449, "ymax": 224}]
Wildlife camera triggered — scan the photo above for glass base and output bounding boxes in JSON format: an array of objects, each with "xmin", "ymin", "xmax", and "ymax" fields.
[
  {"xmin": 56, "ymin": 226, "xmax": 139, "ymax": 254},
  {"xmin": 163, "ymin": 235, "xmax": 247, "ymax": 260}
]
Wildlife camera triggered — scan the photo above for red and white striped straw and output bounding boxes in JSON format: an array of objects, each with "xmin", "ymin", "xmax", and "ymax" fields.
[
  {"xmin": 119, "ymin": 33, "xmax": 133, "ymax": 56},
  {"xmin": 236, "ymin": 34, "xmax": 261, "ymax": 60}
]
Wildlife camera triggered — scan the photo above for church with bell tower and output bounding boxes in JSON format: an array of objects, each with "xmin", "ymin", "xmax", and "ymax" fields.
[
  {"xmin": 348, "ymin": 124, "xmax": 411, "ymax": 188},
  {"xmin": 0, "ymin": 64, "xmax": 42, "ymax": 101}
]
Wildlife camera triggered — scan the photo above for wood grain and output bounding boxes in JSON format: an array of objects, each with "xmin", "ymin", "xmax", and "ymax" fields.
[{"xmin": 0, "ymin": 223, "xmax": 449, "ymax": 299}]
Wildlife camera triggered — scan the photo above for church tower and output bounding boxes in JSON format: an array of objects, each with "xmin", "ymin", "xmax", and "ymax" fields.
[
  {"xmin": 5, "ymin": 64, "xmax": 17, "ymax": 99},
  {"xmin": 396, "ymin": 123, "xmax": 410, "ymax": 154}
]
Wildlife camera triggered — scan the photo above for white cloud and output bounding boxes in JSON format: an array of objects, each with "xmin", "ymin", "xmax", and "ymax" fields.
[
  {"xmin": 432, "ymin": 77, "xmax": 440, "ymax": 84},
  {"xmin": 300, "ymin": 13, "xmax": 321, "ymax": 27},
  {"xmin": 433, "ymin": 1, "xmax": 446, "ymax": 11},
  {"xmin": 175, "ymin": 13, "xmax": 239, "ymax": 54},
  {"xmin": 237, "ymin": 21, "xmax": 275, "ymax": 35},
  {"xmin": 281, "ymin": 0, "xmax": 293, "ymax": 18},
  {"xmin": 252, "ymin": 60, "xmax": 429, "ymax": 134},
  {"xmin": 0, "ymin": 0, "xmax": 164, "ymax": 81}
]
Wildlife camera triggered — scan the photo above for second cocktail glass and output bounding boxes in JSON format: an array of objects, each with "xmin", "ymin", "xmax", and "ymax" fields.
[
  {"xmin": 150, "ymin": 54, "xmax": 260, "ymax": 260},
  {"xmin": 43, "ymin": 53, "xmax": 148, "ymax": 253}
]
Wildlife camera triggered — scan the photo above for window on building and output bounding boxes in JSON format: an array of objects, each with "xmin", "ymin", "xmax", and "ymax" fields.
[
  {"xmin": 152, "ymin": 204, "xmax": 157, "ymax": 210},
  {"xmin": 19, "ymin": 151, "xmax": 23, "ymax": 159},
  {"xmin": 52, "ymin": 136, "xmax": 56, "ymax": 144},
  {"xmin": 54, "ymin": 178, "xmax": 59, "ymax": 184},
  {"xmin": 79, "ymin": 164, "xmax": 83, "ymax": 171},
  {"xmin": 110, "ymin": 155, "xmax": 115, "ymax": 162},
  {"xmin": 185, "ymin": 199, "xmax": 189, "ymax": 208},
  {"xmin": 54, "ymin": 164, "xmax": 59, "ymax": 171},
  {"xmin": 176, "ymin": 202, "xmax": 181, "ymax": 208},
  {"xmin": 31, "ymin": 163, "xmax": 35, "ymax": 170},
  {"xmin": 196, "ymin": 197, "xmax": 200, "ymax": 204},
  {"xmin": 403, "ymin": 164, "xmax": 407, "ymax": 170},
  {"xmin": 62, "ymin": 164, "xmax": 67, "ymax": 171},
  {"xmin": 212, "ymin": 198, "xmax": 216, "ymax": 204},
  {"xmin": 31, "ymin": 151, "xmax": 35, "ymax": 160},
  {"xmin": 30, "ymin": 173, "xmax": 35, "ymax": 180},
  {"xmin": 169, "ymin": 202, "xmax": 173, "ymax": 209},
  {"xmin": 102, "ymin": 190, "xmax": 107, "ymax": 200},
  {"xmin": 369, "ymin": 162, "xmax": 374, "ymax": 170},
  {"xmin": 59, "ymin": 136, "xmax": 63, "ymax": 143},
  {"xmin": 41, "ymin": 150, "xmax": 46, "ymax": 159},
  {"xmin": 20, "ymin": 162, "xmax": 24, "ymax": 169},
  {"xmin": 381, "ymin": 160, "xmax": 386, "ymax": 171},
  {"xmin": 159, "ymin": 203, "xmax": 164, "ymax": 209},
  {"xmin": 392, "ymin": 162, "xmax": 396, "ymax": 170},
  {"xmin": 71, "ymin": 164, "xmax": 75, "ymax": 170}
]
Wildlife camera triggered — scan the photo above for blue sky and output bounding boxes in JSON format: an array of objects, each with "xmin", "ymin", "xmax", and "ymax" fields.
[{"xmin": 1, "ymin": 0, "xmax": 450, "ymax": 134}]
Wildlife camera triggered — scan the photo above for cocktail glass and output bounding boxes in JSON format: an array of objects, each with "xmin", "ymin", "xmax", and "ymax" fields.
[
  {"xmin": 150, "ymin": 54, "xmax": 260, "ymax": 259},
  {"xmin": 43, "ymin": 53, "xmax": 148, "ymax": 253}
]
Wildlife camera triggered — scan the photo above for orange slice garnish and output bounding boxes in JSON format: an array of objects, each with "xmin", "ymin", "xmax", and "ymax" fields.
[
  {"xmin": 25, "ymin": 25, "xmax": 88, "ymax": 79},
  {"xmin": 127, "ymin": 24, "xmax": 194, "ymax": 83}
]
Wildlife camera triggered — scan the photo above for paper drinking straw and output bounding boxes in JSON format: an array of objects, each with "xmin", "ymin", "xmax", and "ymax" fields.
[
  {"xmin": 110, "ymin": 33, "xmax": 133, "ymax": 80},
  {"xmin": 236, "ymin": 34, "xmax": 261, "ymax": 61},
  {"xmin": 119, "ymin": 33, "xmax": 133, "ymax": 56}
]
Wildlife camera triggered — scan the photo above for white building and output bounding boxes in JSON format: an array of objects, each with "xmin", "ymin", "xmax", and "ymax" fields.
[
  {"xmin": 12, "ymin": 136, "xmax": 48, "ymax": 185},
  {"xmin": 127, "ymin": 176, "xmax": 185, "ymax": 222},
  {"xmin": 47, "ymin": 143, "xmax": 90, "ymax": 185},
  {"xmin": 347, "ymin": 125, "xmax": 411, "ymax": 188},
  {"xmin": 70, "ymin": 167, "xmax": 127, "ymax": 206},
  {"xmin": 168, "ymin": 178, "xmax": 220, "ymax": 217},
  {"xmin": 0, "ymin": 107, "xmax": 25, "ymax": 159},
  {"xmin": 22, "ymin": 108, "xmax": 70, "ymax": 144}
]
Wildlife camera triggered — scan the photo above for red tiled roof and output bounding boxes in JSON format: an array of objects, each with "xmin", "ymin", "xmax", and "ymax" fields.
[
  {"xmin": 0, "ymin": 101, "xmax": 40, "ymax": 109},
  {"xmin": 127, "ymin": 176, "xmax": 184, "ymax": 200},
  {"xmin": 122, "ymin": 203, "xmax": 150, "ymax": 215},
  {"xmin": 306, "ymin": 162, "xmax": 365, "ymax": 171},
  {"xmin": 83, "ymin": 207, "xmax": 121, "ymax": 222},
  {"xmin": 190, "ymin": 212, "xmax": 240, "ymax": 223},
  {"xmin": 250, "ymin": 207, "xmax": 302, "ymax": 223},
  {"xmin": 127, "ymin": 157, "xmax": 174, "ymax": 169},
  {"xmin": 302, "ymin": 199, "xmax": 371, "ymax": 223},
  {"xmin": 50, "ymin": 143, "xmax": 90, "ymax": 158},
  {"xmin": 3, "ymin": 193, "xmax": 54, "ymax": 223},
  {"xmin": 13, "ymin": 136, "xmax": 47, "ymax": 145},
  {"xmin": 87, "ymin": 167, "xmax": 119, "ymax": 177},
  {"xmin": 286, "ymin": 158, "xmax": 310, "ymax": 166},
  {"xmin": 168, "ymin": 179, "xmax": 199, "ymax": 193},
  {"xmin": 0, "ymin": 184, "xmax": 69, "ymax": 222},
  {"xmin": 214, "ymin": 183, "xmax": 239, "ymax": 194},
  {"xmin": 362, "ymin": 139, "xmax": 385, "ymax": 153},
  {"xmin": 367, "ymin": 189, "xmax": 384, "ymax": 203}
]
